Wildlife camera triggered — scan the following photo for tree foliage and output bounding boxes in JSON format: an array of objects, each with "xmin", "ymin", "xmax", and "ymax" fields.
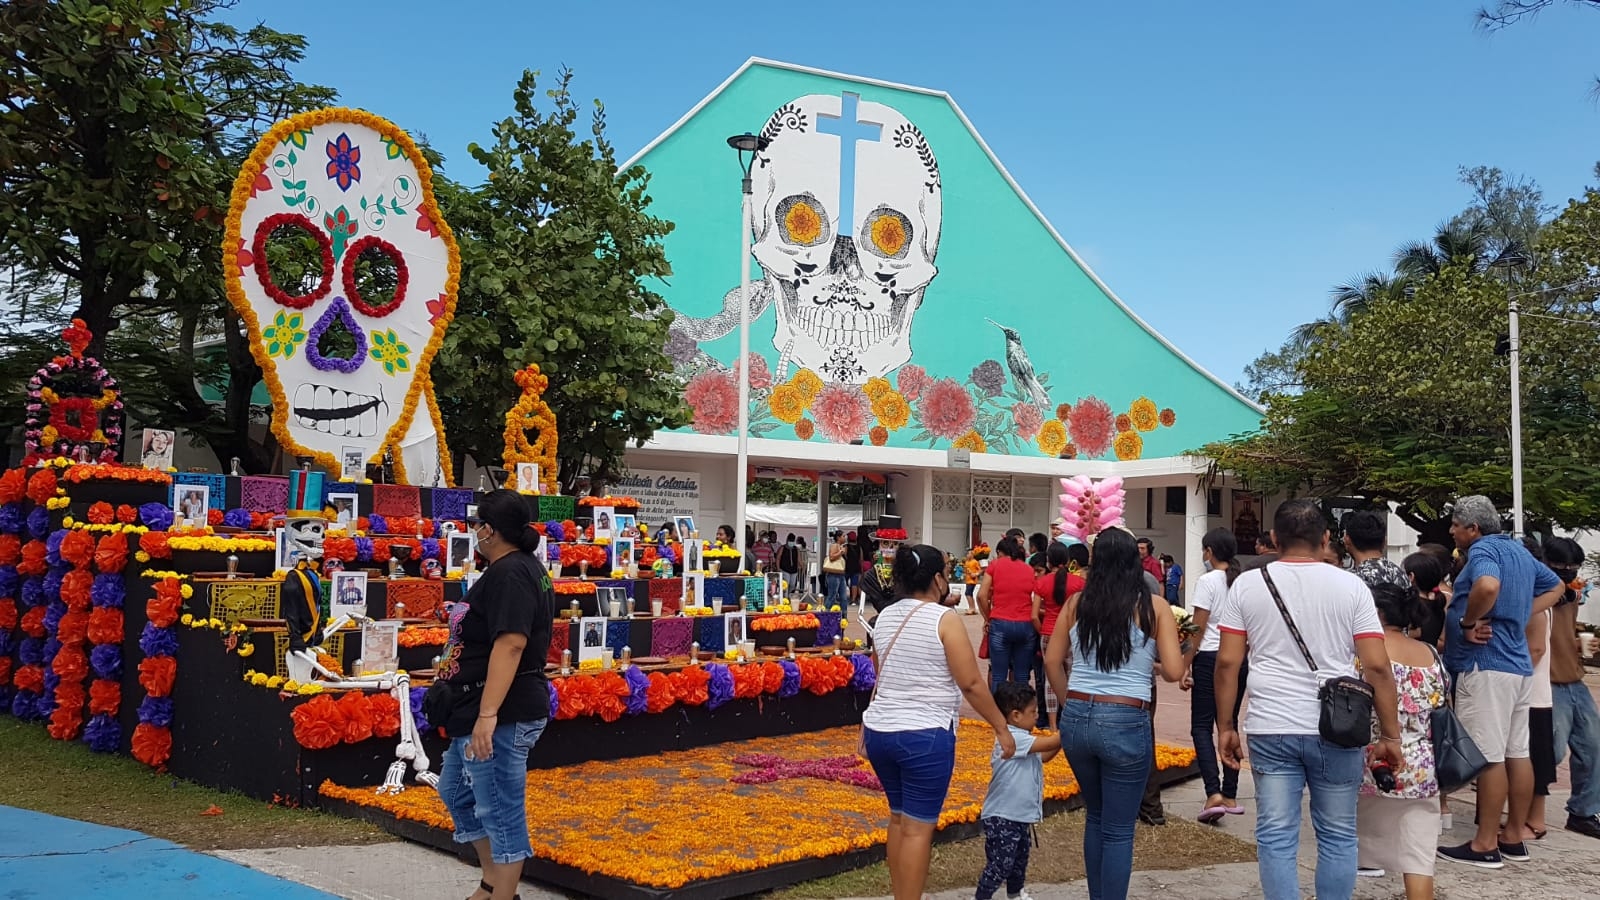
[
  {"xmin": 0, "ymin": 0, "xmax": 334, "ymax": 469},
  {"xmin": 432, "ymin": 68, "xmax": 688, "ymax": 492},
  {"xmin": 1207, "ymin": 193, "xmax": 1600, "ymax": 532}
]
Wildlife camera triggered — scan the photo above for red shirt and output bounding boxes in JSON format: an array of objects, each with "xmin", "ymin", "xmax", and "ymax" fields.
[
  {"xmin": 1142, "ymin": 555, "xmax": 1164, "ymax": 582},
  {"xmin": 986, "ymin": 557, "xmax": 1037, "ymax": 622},
  {"xmin": 1033, "ymin": 570, "xmax": 1086, "ymax": 636}
]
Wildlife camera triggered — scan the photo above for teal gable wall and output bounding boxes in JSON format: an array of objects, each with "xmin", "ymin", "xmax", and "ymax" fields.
[{"xmin": 636, "ymin": 60, "xmax": 1259, "ymax": 461}]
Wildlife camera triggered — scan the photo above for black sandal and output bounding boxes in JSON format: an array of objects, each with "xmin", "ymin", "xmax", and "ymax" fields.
[{"xmin": 470, "ymin": 879, "xmax": 521, "ymax": 900}]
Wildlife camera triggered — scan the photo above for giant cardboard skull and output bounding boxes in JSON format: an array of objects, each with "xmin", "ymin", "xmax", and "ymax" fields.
[
  {"xmin": 225, "ymin": 109, "xmax": 457, "ymax": 482},
  {"xmin": 752, "ymin": 94, "xmax": 942, "ymax": 383}
]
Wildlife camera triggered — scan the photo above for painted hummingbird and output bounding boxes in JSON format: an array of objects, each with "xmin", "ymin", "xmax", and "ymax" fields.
[{"xmin": 987, "ymin": 319, "xmax": 1051, "ymax": 409}]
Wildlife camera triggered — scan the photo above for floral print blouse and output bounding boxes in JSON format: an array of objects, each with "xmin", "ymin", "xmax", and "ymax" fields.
[{"xmin": 1361, "ymin": 658, "xmax": 1447, "ymax": 800}]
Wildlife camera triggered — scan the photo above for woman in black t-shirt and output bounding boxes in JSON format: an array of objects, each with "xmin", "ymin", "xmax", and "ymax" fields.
[{"xmin": 435, "ymin": 490, "xmax": 554, "ymax": 900}]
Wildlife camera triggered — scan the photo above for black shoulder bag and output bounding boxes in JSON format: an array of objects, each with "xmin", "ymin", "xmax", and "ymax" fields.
[
  {"xmin": 1425, "ymin": 644, "xmax": 1489, "ymax": 791},
  {"xmin": 1259, "ymin": 565, "xmax": 1375, "ymax": 749}
]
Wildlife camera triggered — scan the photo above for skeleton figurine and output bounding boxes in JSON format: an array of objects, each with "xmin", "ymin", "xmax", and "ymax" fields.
[
  {"xmin": 667, "ymin": 93, "xmax": 942, "ymax": 384},
  {"xmin": 281, "ymin": 516, "xmax": 330, "ymax": 682}
]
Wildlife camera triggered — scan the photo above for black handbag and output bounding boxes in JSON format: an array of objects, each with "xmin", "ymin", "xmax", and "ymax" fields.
[
  {"xmin": 1426, "ymin": 645, "xmax": 1490, "ymax": 792},
  {"xmin": 1259, "ymin": 566, "xmax": 1376, "ymax": 749},
  {"xmin": 421, "ymin": 678, "xmax": 483, "ymax": 729}
]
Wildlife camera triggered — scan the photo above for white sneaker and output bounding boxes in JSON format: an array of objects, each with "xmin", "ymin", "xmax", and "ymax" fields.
[
  {"xmin": 1357, "ymin": 867, "xmax": 1386, "ymax": 878},
  {"xmin": 1006, "ymin": 892, "xmax": 1035, "ymax": 900}
]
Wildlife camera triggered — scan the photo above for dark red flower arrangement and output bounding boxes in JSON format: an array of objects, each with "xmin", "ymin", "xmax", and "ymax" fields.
[
  {"xmin": 252, "ymin": 213, "xmax": 334, "ymax": 309},
  {"xmin": 342, "ymin": 236, "xmax": 408, "ymax": 317}
]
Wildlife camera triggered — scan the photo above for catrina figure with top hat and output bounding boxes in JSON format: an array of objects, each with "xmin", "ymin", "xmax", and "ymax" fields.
[{"xmin": 859, "ymin": 514, "xmax": 909, "ymax": 625}]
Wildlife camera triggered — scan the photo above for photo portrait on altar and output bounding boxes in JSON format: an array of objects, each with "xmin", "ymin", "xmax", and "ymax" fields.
[
  {"xmin": 141, "ymin": 428, "xmax": 175, "ymax": 470},
  {"xmin": 173, "ymin": 484, "xmax": 208, "ymax": 529},
  {"xmin": 339, "ymin": 446, "xmax": 365, "ymax": 483},
  {"xmin": 583, "ymin": 620, "xmax": 604, "ymax": 648},
  {"xmin": 328, "ymin": 492, "xmax": 358, "ymax": 529}
]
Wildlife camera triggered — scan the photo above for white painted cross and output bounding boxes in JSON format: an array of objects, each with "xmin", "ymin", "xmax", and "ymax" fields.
[{"xmin": 815, "ymin": 92, "xmax": 882, "ymax": 237}]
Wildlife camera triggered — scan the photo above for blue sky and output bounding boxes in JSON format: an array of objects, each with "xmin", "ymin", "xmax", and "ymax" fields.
[{"xmin": 231, "ymin": 0, "xmax": 1600, "ymax": 388}]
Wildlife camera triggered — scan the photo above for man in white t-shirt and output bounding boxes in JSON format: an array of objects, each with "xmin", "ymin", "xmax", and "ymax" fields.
[{"xmin": 1213, "ymin": 499, "xmax": 1402, "ymax": 900}]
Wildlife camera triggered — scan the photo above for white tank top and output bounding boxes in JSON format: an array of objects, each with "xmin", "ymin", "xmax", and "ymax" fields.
[
  {"xmin": 1531, "ymin": 608, "xmax": 1553, "ymax": 708},
  {"xmin": 861, "ymin": 601, "xmax": 960, "ymax": 733}
]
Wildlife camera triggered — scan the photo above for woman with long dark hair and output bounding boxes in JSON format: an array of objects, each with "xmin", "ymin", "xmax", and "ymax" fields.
[
  {"xmin": 979, "ymin": 535, "xmax": 1037, "ymax": 690},
  {"xmin": 1032, "ymin": 540, "xmax": 1087, "ymax": 728},
  {"xmin": 1044, "ymin": 528, "xmax": 1183, "ymax": 900},
  {"xmin": 1183, "ymin": 527, "xmax": 1248, "ymax": 823},
  {"xmin": 1402, "ymin": 551, "xmax": 1448, "ymax": 649},
  {"xmin": 862, "ymin": 544, "xmax": 1014, "ymax": 900},
  {"xmin": 435, "ymin": 490, "xmax": 555, "ymax": 900}
]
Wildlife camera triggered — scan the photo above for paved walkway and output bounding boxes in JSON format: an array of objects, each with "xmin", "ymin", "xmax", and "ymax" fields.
[{"xmin": 0, "ymin": 805, "xmax": 337, "ymax": 899}]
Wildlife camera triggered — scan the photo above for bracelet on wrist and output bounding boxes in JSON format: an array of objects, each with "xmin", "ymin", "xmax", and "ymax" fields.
[{"xmin": 479, "ymin": 712, "xmax": 498, "ymax": 718}]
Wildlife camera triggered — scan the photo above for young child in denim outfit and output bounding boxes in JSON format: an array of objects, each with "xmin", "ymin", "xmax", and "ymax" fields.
[{"xmin": 977, "ymin": 682, "xmax": 1061, "ymax": 900}]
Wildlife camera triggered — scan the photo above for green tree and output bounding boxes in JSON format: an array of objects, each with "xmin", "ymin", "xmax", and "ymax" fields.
[
  {"xmin": 433, "ymin": 68, "xmax": 687, "ymax": 493},
  {"xmin": 0, "ymin": 0, "xmax": 334, "ymax": 469},
  {"xmin": 1205, "ymin": 208, "xmax": 1600, "ymax": 537}
]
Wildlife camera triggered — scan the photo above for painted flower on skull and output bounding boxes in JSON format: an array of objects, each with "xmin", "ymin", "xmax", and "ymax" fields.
[
  {"xmin": 325, "ymin": 133, "xmax": 362, "ymax": 192},
  {"xmin": 368, "ymin": 329, "xmax": 412, "ymax": 376},
  {"xmin": 263, "ymin": 311, "xmax": 307, "ymax": 360}
]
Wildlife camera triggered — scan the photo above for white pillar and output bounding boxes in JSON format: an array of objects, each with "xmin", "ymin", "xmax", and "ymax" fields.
[
  {"xmin": 817, "ymin": 479, "xmax": 831, "ymax": 597},
  {"xmin": 1184, "ymin": 483, "xmax": 1207, "ymax": 607}
]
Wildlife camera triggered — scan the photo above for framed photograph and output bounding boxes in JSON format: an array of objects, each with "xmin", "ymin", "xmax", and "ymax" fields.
[
  {"xmin": 598, "ymin": 585, "xmax": 628, "ymax": 617},
  {"xmin": 723, "ymin": 611, "xmax": 746, "ymax": 648},
  {"xmin": 464, "ymin": 504, "xmax": 478, "ymax": 524},
  {"xmin": 360, "ymin": 620, "xmax": 399, "ymax": 675},
  {"xmin": 327, "ymin": 491, "xmax": 359, "ymax": 530},
  {"xmin": 765, "ymin": 572, "xmax": 783, "ymax": 608},
  {"xmin": 140, "ymin": 428, "xmax": 176, "ymax": 470},
  {"xmin": 683, "ymin": 571, "xmax": 705, "ymax": 609},
  {"xmin": 173, "ymin": 484, "xmax": 209, "ymax": 530},
  {"xmin": 274, "ymin": 527, "xmax": 297, "ymax": 572},
  {"xmin": 339, "ymin": 446, "xmax": 366, "ymax": 483},
  {"xmin": 683, "ymin": 537, "xmax": 703, "ymax": 574},
  {"xmin": 447, "ymin": 532, "xmax": 475, "ymax": 574},
  {"xmin": 612, "ymin": 536, "xmax": 635, "ymax": 571},
  {"xmin": 593, "ymin": 505, "xmax": 615, "ymax": 541},
  {"xmin": 331, "ymin": 570, "xmax": 368, "ymax": 621},
  {"xmin": 577, "ymin": 617, "xmax": 608, "ymax": 662},
  {"xmin": 614, "ymin": 514, "xmax": 637, "ymax": 539},
  {"xmin": 516, "ymin": 462, "xmax": 539, "ymax": 494},
  {"xmin": 675, "ymin": 515, "xmax": 696, "ymax": 541},
  {"xmin": 463, "ymin": 570, "xmax": 482, "ymax": 593}
]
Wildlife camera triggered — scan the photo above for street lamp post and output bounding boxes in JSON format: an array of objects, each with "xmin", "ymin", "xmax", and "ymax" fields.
[
  {"xmin": 727, "ymin": 132, "xmax": 770, "ymax": 569},
  {"xmin": 1489, "ymin": 243, "xmax": 1531, "ymax": 536}
]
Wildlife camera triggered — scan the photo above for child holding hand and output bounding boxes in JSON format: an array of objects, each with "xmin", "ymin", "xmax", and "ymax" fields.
[{"xmin": 977, "ymin": 681, "xmax": 1061, "ymax": 900}]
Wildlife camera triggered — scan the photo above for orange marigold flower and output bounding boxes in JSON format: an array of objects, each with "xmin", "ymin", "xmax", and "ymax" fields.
[
  {"xmin": 868, "ymin": 426, "xmax": 889, "ymax": 447},
  {"xmin": 1114, "ymin": 413, "xmax": 1132, "ymax": 433},
  {"xmin": 794, "ymin": 419, "xmax": 815, "ymax": 440},
  {"xmin": 1160, "ymin": 408, "xmax": 1177, "ymax": 427},
  {"xmin": 1113, "ymin": 429, "xmax": 1144, "ymax": 461},
  {"xmin": 1055, "ymin": 402, "xmax": 1072, "ymax": 421},
  {"xmin": 1129, "ymin": 397, "xmax": 1160, "ymax": 432},
  {"xmin": 1036, "ymin": 419, "xmax": 1068, "ymax": 458},
  {"xmin": 953, "ymin": 429, "xmax": 987, "ymax": 454}
]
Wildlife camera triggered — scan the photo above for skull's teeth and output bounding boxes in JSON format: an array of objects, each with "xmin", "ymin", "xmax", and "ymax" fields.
[
  {"xmin": 796, "ymin": 306, "xmax": 890, "ymax": 350},
  {"xmin": 292, "ymin": 384, "xmax": 389, "ymax": 438}
]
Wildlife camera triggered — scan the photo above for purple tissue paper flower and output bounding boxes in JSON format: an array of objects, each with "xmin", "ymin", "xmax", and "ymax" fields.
[
  {"xmin": 90, "ymin": 643, "xmax": 122, "ymax": 679},
  {"xmin": 42, "ymin": 567, "xmax": 64, "ymax": 602},
  {"xmin": 778, "ymin": 659, "xmax": 801, "ymax": 698},
  {"xmin": 90, "ymin": 574, "xmax": 124, "ymax": 609},
  {"xmin": 420, "ymin": 538, "xmax": 440, "ymax": 561},
  {"xmin": 850, "ymin": 653, "xmax": 877, "ymax": 692},
  {"xmin": 84, "ymin": 713, "xmax": 120, "ymax": 752},
  {"xmin": 545, "ymin": 521, "xmax": 565, "ymax": 543},
  {"xmin": 42, "ymin": 637, "xmax": 61, "ymax": 662},
  {"xmin": 623, "ymin": 665, "xmax": 650, "ymax": 716},
  {"xmin": 353, "ymin": 537, "xmax": 374, "ymax": 561},
  {"xmin": 223, "ymin": 508, "xmax": 252, "ymax": 529},
  {"xmin": 0, "ymin": 566, "xmax": 17, "ymax": 599},
  {"xmin": 139, "ymin": 503, "xmax": 173, "ymax": 531},
  {"xmin": 18, "ymin": 637, "xmax": 43, "ymax": 666},
  {"xmin": 20, "ymin": 576, "xmax": 43, "ymax": 609},
  {"xmin": 12, "ymin": 691, "xmax": 39, "ymax": 720},
  {"xmin": 137, "ymin": 695, "xmax": 174, "ymax": 727},
  {"xmin": 26, "ymin": 507, "xmax": 49, "ymax": 539},
  {"xmin": 409, "ymin": 685, "xmax": 429, "ymax": 732},
  {"xmin": 42, "ymin": 602, "xmax": 63, "ymax": 635},
  {"xmin": 0, "ymin": 503, "xmax": 21, "ymax": 534},
  {"xmin": 45, "ymin": 529, "xmax": 68, "ymax": 566},
  {"xmin": 706, "ymin": 663, "xmax": 734, "ymax": 711},
  {"xmin": 138, "ymin": 622, "xmax": 178, "ymax": 658},
  {"xmin": 367, "ymin": 513, "xmax": 388, "ymax": 535},
  {"xmin": 43, "ymin": 670, "xmax": 60, "ymax": 693}
]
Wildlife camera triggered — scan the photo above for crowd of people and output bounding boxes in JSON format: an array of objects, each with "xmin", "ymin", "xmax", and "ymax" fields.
[{"xmin": 858, "ymin": 495, "xmax": 1600, "ymax": 900}]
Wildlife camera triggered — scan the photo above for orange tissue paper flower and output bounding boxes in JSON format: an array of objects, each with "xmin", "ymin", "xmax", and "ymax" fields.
[
  {"xmin": 146, "ymin": 593, "xmax": 181, "ymax": 629},
  {"xmin": 0, "ymin": 657, "xmax": 11, "ymax": 687},
  {"xmin": 60, "ymin": 530, "xmax": 95, "ymax": 568},
  {"xmin": 761, "ymin": 661, "xmax": 785, "ymax": 694},
  {"xmin": 0, "ymin": 468, "xmax": 25, "ymax": 504},
  {"xmin": 88, "ymin": 607, "xmax": 123, "ymax": 645},
  {"xmin": 131, "ymin": 722, "xmax": 172, "ymax": 767},
  {"xmin": 61, "ymin": 569, "xmax": 93, "ymax": 612},
  {"xmin": 56, "ymin": 611, "xmax": 89, "ymax": 646},
  {"xmin": 207, "ymin": 509, "xmax": 224, "ymax": 527},
  {"xmin": 669, "ymin": 666, "xmax": 710, "ymax": 707},
  {"xmin": 87, "ymin": 502, "xmax": 114, "ymax": 525},
  {"xmin": 89, "ymin": 678, "xmax": 121, "ymax": 715},
  {"xmin": 0, "ymin": 598, "xmax": 16, "ymax": 631},
  {"xmin": 368, "ymin": 693, "xmax": 401, "ymax": 737},
  {"xmin": 644, "ymin": 671, "xmax": 676, "ymax": 714},
  {"xmin": 20, "ymin": 605, "xmax": 48, "ymax": 638},
  {"xmin": 116, "ymin": 504, "xmax": 138, "ymax": 525},
  {"xmin": 94, "ymin": 534, "xmax": 128, "ymax": 574},
  {"xmin": 337, "ymin": 691, "xmax": 375, "ymax": 743},
  {"xmin": 26, "ymin": 468, "xmax": 57, "ymax": 506},
  {"xmin": 48, "ymin": 705, "xmax": 84, "ymax": 740},
  {"xmin": 13, "ymin": 664, "xmax": 45, "ymax": 693},
  {"xmin": 138, "ymin": 656, "xmax": 177, "ymax": 698},
  {"xmin": 0, "ymin": 533, "xmax": 19, "ymax": 566},
  {"xmin": 291, "ymin": 695, "xmax": 346, "ymax": 750},
  {"xmin": 19, "ymin": 540, "xmax": 48, "ymax": 576},
  {"xmin": 139, "ymin": 531, "xmax": 172, "ymax": 560}
]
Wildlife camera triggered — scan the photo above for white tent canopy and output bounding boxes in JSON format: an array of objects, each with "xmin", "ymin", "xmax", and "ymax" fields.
[{"xmin": 747, "ymin": 502, "xmax": 864, "ymax": 528}]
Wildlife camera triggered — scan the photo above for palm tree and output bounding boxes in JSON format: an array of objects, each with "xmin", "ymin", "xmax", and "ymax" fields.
[
  {"xmin": 1393, "ymin": 221, "xmax": 1491, "ymax": 282},
  {"xmin": 1329, "ymin": 271, "xmax": 1406, "ymax": 322}
]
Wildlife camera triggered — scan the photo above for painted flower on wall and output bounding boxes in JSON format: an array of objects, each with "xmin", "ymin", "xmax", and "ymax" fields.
[
  {"xmin": 954, "ymin": 429, "xmax": 987, "ymax": 453},
  {"xmin": 1129, "ymin": 397, "xmax": 1160, "ymax": 432},
  {"xmin": 664, "ymin": 331, "xmax": 699, "ymax": 366},
  {"xmin": 872, "ymin": 392, "xmax": 911, "ymax": 431},
  {"xmin": 1160, "ymin": 408, "xmax": 1177, "ymax": 427},
  {"xmin": 970, "ymin": 360, "xmax": 1006, "ymax": 397},
  {"xmin": 685, "ymin": 369, "xmax": 738, "ymax": 434},
  {"xmin": 862, "ymin": 377, "xmax": 893, "ymax": 401},
  {"xmin": 1036, "ymin": 419, "xmax": 1067, "ymax": 457},
  {"xmin": 896, "ymin": 364, "xmax": 929, "ymax": 401},
  {"xmin": 790, "ymin": 369, "xmax": 823, "ymax": 402},
  {"xmin": 1055, "ymin": 403, "xmax": 1071, "ymax": 422},
  {"xmin": 739, "ymin": 353, "xmax": 773, "ymax": 391},
  {"xmin": 1067, "ymin": 397, "xmax": 1115, "ymax": 457},
  {"xmin": 869, "ymin": 426, "xmax": 889, "ymax": 446},
  {"xmin": 1115, "ymin": 413, "xmax": 1132, "ymax": 433},
  {"xmin": 1011, "ymin": 402, "xmax": 1043, "ymax": 441},
  {"xmin": 811, "ymin": 382, "xmax": 870, "ymax": 443},
  {"xmin": 794, "ymin": 419, "xmax": 815, "ymax": 440},
  {"xmin": 1114, "ymin": 429, "xmax": 1144, "ymax": 461},
  {"xmin": 917, "ymin": 379, "xmax": 976, "ymax": 440},
  {"xmin": 768, "ymin": 384, "xmax": 808, "ymax": 424}
]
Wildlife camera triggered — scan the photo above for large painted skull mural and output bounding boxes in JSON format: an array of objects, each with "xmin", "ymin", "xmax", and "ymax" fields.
[
  {"xmin": 224, "ymin": 109, "xmax": 457, "ymax": 485},
  {"xmin": 669, "ymin": 93, "xmax": 941, "ymax": 384}
]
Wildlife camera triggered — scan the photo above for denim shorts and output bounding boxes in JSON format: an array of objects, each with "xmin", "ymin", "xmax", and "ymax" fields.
[
  {"xmin": 864, "ymin": 725, "xmax": 957, "ymax": 824},
  {"xmin": 438, "ymin": 719, "xmax": 547, "ymax": 864}
]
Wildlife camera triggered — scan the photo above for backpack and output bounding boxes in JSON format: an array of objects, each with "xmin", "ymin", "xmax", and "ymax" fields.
[{"xmin": 779, "ymin": 543, "xmax": 799, "ymax": 573}]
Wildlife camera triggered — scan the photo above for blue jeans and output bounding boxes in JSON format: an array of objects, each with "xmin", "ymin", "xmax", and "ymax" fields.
[
  {"xmin": 1554, "ymin": 680, "xmax": 1600, "ymax": 818},
  {"xmin": 864, "ymin": 725, "xmax": 957, "ymax": 824},
  {"xmin": 1249, "ymin": 733, "xmax": 1363, "ymax": 900},
  {"xmin": 988, "ymin": 619, "xmax": 1036, "ymax": 689},
  {"xmin": 438, "ymin": 718, "xmax": 547, "ymax": 864},
  {"xmin": 1061, "ymin": 699, "xmax": 1152, "ymax": 900},
  {"xmin": 825, "ymin": 573, "xmax": 849, "ymax": 607}
]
